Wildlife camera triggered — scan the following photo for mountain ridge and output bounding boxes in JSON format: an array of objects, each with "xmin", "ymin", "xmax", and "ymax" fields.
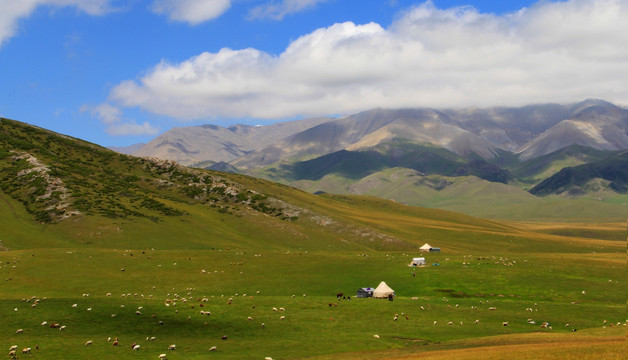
[{"xmin": 130, "ymin": 100, "xmax": 628, "ymax": 168}]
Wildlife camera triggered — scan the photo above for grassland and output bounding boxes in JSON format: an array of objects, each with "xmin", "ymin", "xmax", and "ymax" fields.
[
  {"xmin": 0, "ymin": 118, "xmax": 626, "ymax": 359},
  {"xmin": 1, "ymin": 189, "xmax": 625, "ymax": 359}
]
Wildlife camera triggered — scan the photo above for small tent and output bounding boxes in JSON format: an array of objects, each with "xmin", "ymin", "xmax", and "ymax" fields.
[
  {"xmin": 410, "ymin": 257, "xmax": 426, "ymax": 266},
  {"xmin": 356, "ymin": 287, "xmax": 374, "ymax": 298},
  {"xmin": 372, "ymin": 281, "xmax": 395, "ymax": 298},
  {"xmin": 419, "ymin": 243, "xmax": 432, "ymax": 252}
]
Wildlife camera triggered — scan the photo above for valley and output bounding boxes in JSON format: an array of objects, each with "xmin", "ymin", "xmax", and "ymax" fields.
[{"xmin": 0, "ymin": 117, "xmax": 625, "ymax": 359}]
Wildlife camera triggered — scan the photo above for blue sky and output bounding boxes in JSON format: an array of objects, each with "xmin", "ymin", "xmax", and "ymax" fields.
[{"xmin": 0, "ymin": 0, "xmax": 626, "ymax": 147}]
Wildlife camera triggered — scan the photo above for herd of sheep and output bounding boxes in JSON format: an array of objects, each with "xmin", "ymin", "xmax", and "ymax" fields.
[{"xmin": 4, "ymin": 251, "xmax": 626, "ymax": 359}]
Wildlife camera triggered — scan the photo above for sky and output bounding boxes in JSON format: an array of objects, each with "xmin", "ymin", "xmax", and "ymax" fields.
[{"xmin": 0, "ymin": 0, "xmax": 626, "ymax": 147}]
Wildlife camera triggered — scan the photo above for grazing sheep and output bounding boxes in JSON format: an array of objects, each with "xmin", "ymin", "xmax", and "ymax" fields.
[
  {"xmin": 15, "ymin": 329, "xmax": 23, "ymax": 334},
  {"xmin": 72, "ymin": 304, "xmax": 78, "ymax": 308},
  {"xmin": 133, "ymin": 345, "xmax": 140, "ymax": 351},
  {"xmin": 112, "ymin": 341, "xmax": 119, "ymax": 346},
  {"xmin": 221, "ymin": 335, "xmax": 228, "ymax": 340},
  {"xmin": 475, "ymin": 320, "xmax": 480, "ymax": 324},
  {"xmin": 272, "ymin": 307, "xmax": 278, "ymax": 312},
  {"xmin": 22, "ymin": 348, "xmax": 31, "ymax": 354},
  {"xmin": 279, "ymin": 307, "xmax": 285, "ymax": 312},
  {"xmin": 209, "ymin": 346, "xmax": 217, "ymax": 352},
  {"xmin": 159, "ymin": 354, "xmax": 167, "ymax": 359},
  {"xmin": 373, "ymin": 334, "xmax": 380, "ymax": 339},
  {"xmin": 265, "ymin": 357, "xmax": 273, "ymax": 360},
  {"xmin": 502, "ymin": 321, "xmax": 509, "ymax": 326},
  {"xmin": 85, "ymin": 340, "xmax": 93, "ymax": 346},
  {"xmin": 280, "ymin": 316, "xmax": 285, "ymax": 320},
  {"xmin": 261, "ymin": 323, "xmax": 265, "ymax": 328},
  {"xmin": 41, "ymin": 321, "xmax": 47, "ymax": 326},
  {"xmin": 8, "ymin": 350, "xmax": 16, "ymax": 359},
  {"xmin": 433, "ymin": 321, "xmax": 437, "ymax": 325},
  {"xmin": 447, "ymin": 321, "xmax": 453, "ymax": 326},
  {"xmin": 59, "ymin": 325, "xmax": 66, "ymax": 331},
  {"xmin": 168, "ymin": 344, "xmax": 176, "ymax": 351},
  {"xmin": 489, "ymin": 307, "xmax": 496, "ymax": 311},
  {"xmin": 9, "ymin": 346, "xmax": 18, "ymax": 352},
  {"xmin": 247, "ymin": 316, "xmax": 253, "ymax": 321}
]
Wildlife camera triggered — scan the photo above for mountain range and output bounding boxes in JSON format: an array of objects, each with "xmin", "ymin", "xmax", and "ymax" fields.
[
  {"xmin": 132, "ymin": 99, "xmax": 628, "ymax": 164},
  {"xmin": 120, "ymin": 100, "xmax": 628, "ymax": 220}
]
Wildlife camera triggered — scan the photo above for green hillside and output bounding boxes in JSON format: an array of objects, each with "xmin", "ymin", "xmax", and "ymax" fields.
[
  {"xmin": 505, "ymin": 145, "xmax": 613, "ymax": 187},
  {"xmin": 530, "ymin": 150, "xmax": 628, "ymax": 196},
  {"xmin": 266, "ymin": 140, "xmax": 511, "ymax": 184},
  {"xmin": 0, "ymin": 118, "xmax": 625, "ymax": 359}
]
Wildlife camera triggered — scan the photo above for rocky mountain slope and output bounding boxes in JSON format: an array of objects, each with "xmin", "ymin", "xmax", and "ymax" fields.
[
  {"xmin": 133, "ymin": 117, "xmax": 333, "ymax": 166},
  {"xmin": 114, "ymin": 100, "xmax": 628, "ymax": 218},
  {"xmin": 130, "ymin": 100, "xmax": 628, "ymax": 168}
]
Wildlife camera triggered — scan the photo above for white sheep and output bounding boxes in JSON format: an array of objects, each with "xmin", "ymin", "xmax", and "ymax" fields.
[
  {"xmin": 9, "ymin": 346, "xmax": 18, "ymax": 351},
  {"xmin": 373, "ymin": 334, "xmax": 380, "ymax": 339},
  {"xmin": 22, "ymin": 348, "xmax": 31, "ymax": 354},
  {"xmin": 209, "ymin": 346, "xmax": 217, "ymax": 352},
  {"xmin": 15, "ymin": 329, "xmax": 23, "ymax": 334},
  {"xmin": 168, "ymin": 344, "xmax": 176, "ymax": 351},
  {"xmin": 85, "ymin": 340, "xmax": 93, "ymax": 346},
  {"xmin": 280, "ymin": 316, "xmax": 285, "ymax": 320},
  {"xmin": 159, "ymin": 354, "xmax": 167, "ymax": 359},
  {"xmin": 133, "ymin": 344, "xmax": 141, "ymax": 351}
]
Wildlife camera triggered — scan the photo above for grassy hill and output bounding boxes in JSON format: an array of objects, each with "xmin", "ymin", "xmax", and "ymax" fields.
[
  {"xmin": 530, "ymin": 150, "xmax": 628, "ymax": 196},
  {"xmin": 0, "ymin": 117, "xmax": 625, "ymax": 359}
]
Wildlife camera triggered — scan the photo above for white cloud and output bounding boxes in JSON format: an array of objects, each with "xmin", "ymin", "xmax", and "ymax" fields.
[
  {"xmin": 81, "ymin": 103, "xmax": 122, "ymax": 124},
  {"xmin": 151, "ymin": 0, "xmax": 231, "ymax": 25},
  {"xmin": 109, "ymin": 0, "xmax": 628, "ymax": 121},
  {"xmin": 106, "ymin": 121, "xmax": 159, "ymax": 136},
  {"xmin": 248, "ymin": 0, "xmax": 329, "ymax": 20},
  {"xmin": 82, "ymin": 102, "xmax": 158, "ymax": 136},
  {"xmin": 0, "ymin": 0, "xmax": 115, "ymax": 48}
]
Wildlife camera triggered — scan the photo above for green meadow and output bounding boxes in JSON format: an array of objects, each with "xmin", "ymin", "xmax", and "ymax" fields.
[
  {"xmin": 1, "ymin": 191, "xmax": 625, "ymax": 359},
  {"xmin": 1, "ymin": 118, "xmax": 625, "ymax": 359}
]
